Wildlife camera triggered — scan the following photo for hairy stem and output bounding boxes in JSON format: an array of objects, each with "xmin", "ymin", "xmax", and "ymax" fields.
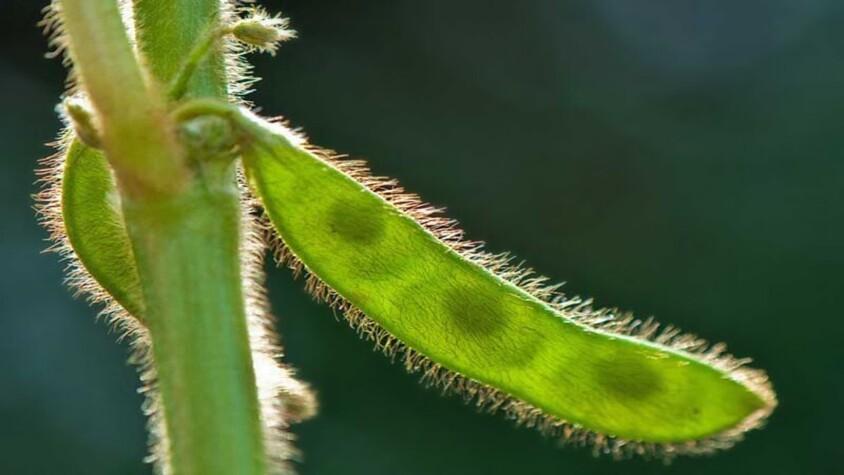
[
  {"xmin": 127, "ymin": 1, "xmax": 266, "ymax": 473},
  {"xmin": 122, "ymin": 170, "xmax": 265, "ymax": 475}
]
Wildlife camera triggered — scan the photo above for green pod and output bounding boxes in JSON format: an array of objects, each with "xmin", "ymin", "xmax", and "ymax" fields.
[
  {"xmin": 240, "ymin": 115, "xmax": 775, "ymax": 454},
  {"xmin": 61, "ymin": 139, "xmax": 144, "ymax": 318}
]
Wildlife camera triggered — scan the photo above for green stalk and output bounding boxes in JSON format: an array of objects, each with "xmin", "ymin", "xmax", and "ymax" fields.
[
  {"xmin": 168, "ymin": 26, "xmax": 231, "ymax": 101},
  {"xmin": 127, "ymin": 1, "xmax": 266, "ymax": 473},
  {"xmin": 63, "ymin": 0, "xmax": 265, "ymax": 472},
  {"xmin": 121, "ymin": 169, "xmax": 265, "ymax": 475}
]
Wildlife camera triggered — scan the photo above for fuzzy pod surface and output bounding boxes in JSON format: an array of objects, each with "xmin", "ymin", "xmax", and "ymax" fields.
[{"xmin": 239, "ymin": 114, "xmax": 776, "ymax": 456}]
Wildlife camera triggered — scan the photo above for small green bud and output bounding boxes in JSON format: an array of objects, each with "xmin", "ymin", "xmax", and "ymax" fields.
[
  {"xmin": 230, "ymin": 8, "xmax": 294, "ymax": 55},
  {"xmin": 233, "ymin": 20, "xmax": 282, "ymax": 46},
  {"xmin": 63, "ymin": 97, "xmax": 101, "ymax": 149}
]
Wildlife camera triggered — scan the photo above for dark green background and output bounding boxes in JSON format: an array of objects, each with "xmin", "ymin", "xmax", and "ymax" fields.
[{"xmin": 1, "ymin": 1, "xmax": 841, "ymax": 474}]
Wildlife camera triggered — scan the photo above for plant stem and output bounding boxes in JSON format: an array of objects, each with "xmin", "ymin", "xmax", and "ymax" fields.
[
  {"xmin": 57, "ymin": 0, "xmax": 187, "ymax": 197},
  {"xmin": 122, "ymin": 169, "xmax": 265, "ymax": 475},
  {"xmin": 60, "ymin": 0, "xmax": 272, "ymax": 471},
  {"xmin": 127, "ymin": 1, "xmax": 266, "ymax": 473}
]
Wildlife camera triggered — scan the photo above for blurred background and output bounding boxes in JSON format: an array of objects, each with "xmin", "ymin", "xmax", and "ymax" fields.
[{"xmin": 1, "ymin": 0, "xmax": 842, "ymax": 474}]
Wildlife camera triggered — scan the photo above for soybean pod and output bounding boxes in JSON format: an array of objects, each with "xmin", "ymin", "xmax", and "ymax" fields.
[
  {"xmin": 59, "ymin": 139, "xmax": 144, "ymax": 318},
  {"xmin": 239, "ymin": 112, "xmax": 775, "ymax": 457}
]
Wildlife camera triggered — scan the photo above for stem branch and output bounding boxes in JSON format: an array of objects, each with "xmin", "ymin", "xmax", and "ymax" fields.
[{"xmin": 168, "ymin": 26, "xmax": 233, "ymax": 101}]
